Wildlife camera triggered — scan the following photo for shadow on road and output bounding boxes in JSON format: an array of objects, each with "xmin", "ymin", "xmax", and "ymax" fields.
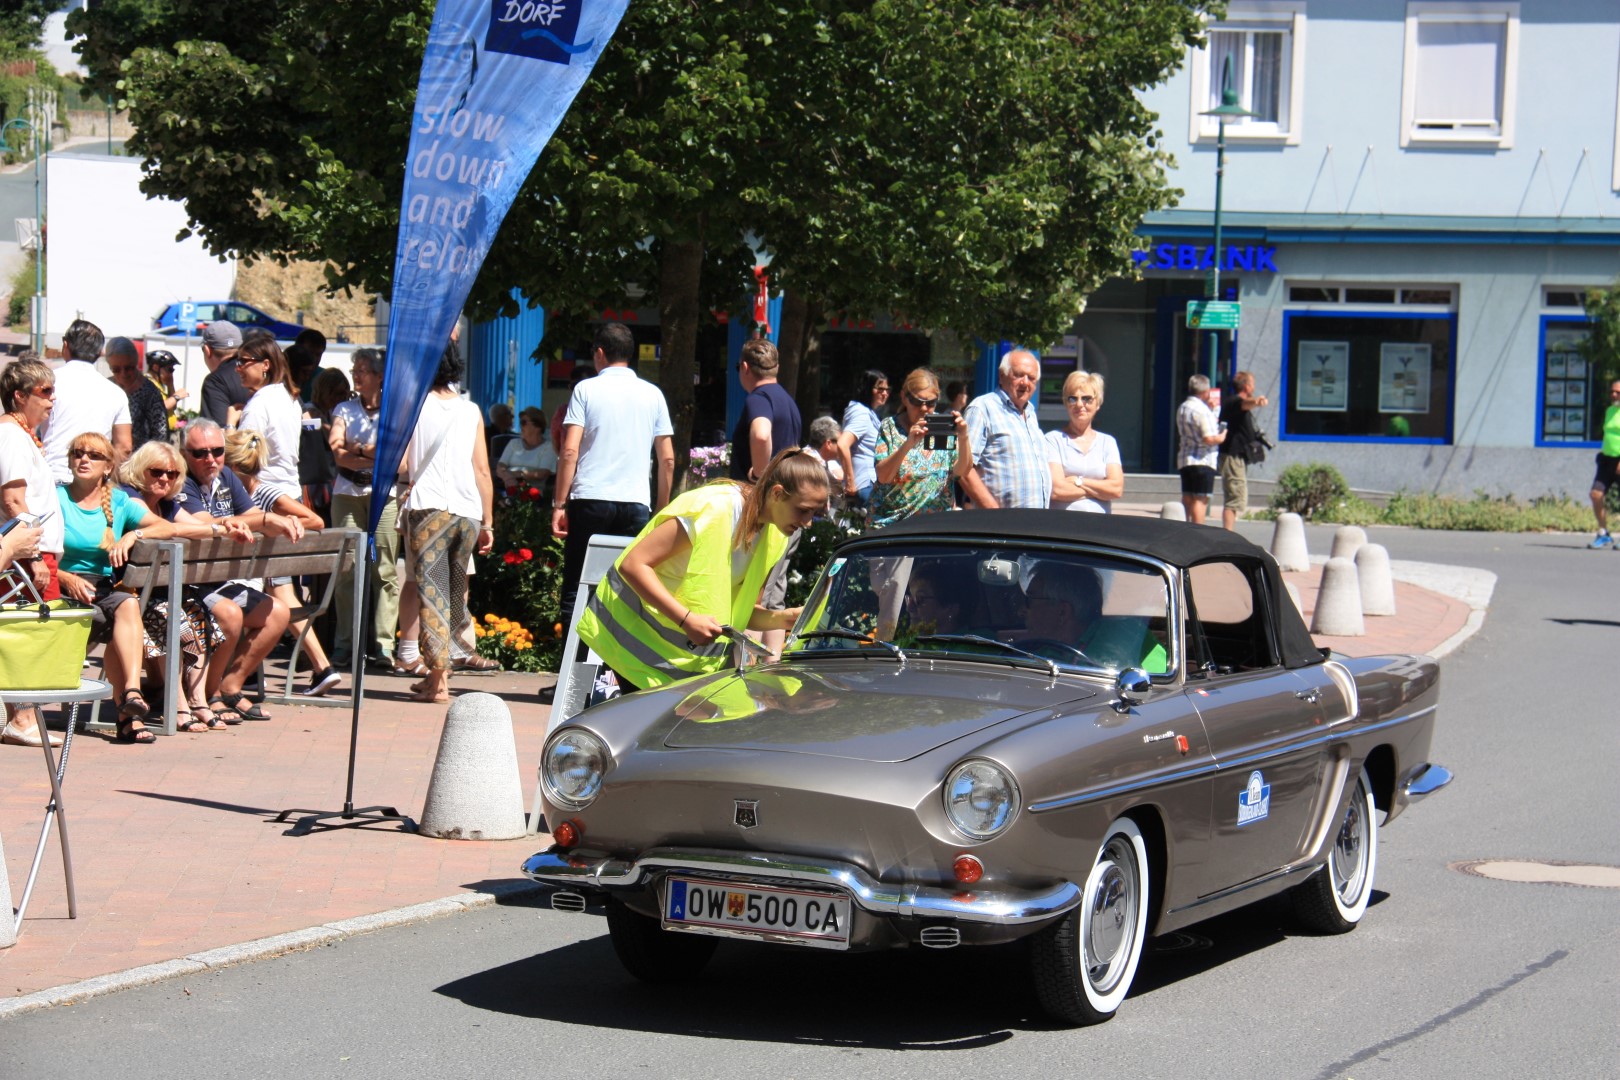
[{"xmin": 435, "ymin": 894, "xmax": 1323, "ymax": 1047}]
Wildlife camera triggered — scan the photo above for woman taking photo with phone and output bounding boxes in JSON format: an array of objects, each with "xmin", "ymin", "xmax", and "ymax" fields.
[
  {"xmin": 867, "ymin": 367, "xmax": 970, "ymax": 529},
  {"xmin": 578, "ymin": 448, "xmax": 827, "ymax": 692}
]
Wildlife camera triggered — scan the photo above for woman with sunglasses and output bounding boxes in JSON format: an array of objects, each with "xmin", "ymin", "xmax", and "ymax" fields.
[
  {"xmin": 1045, "ymin": 370, "xmax": 1123, "ymax": 514},
  {"xmin": 0, "ymin": 358, "xmax": 67, "ymax": 747},
  {"xmin": 235, "ymin": 337, "xmax": 304, "ymax": 505},
  {"xmin": 118, "ymin": 441, "xmax": 254, "ymax": 730},
  {"xmin": 53, "ymin": 433, "xmax": 187, "ymax": 742},
  {"xmin": 867, "ymin": 367, "xmax": 971, "ymax": 529}
]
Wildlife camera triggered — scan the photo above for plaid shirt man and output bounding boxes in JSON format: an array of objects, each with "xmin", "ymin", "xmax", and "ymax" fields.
[{"xmin": 964, "ymin": 386, "xmax": 1052, "ymax": 509}]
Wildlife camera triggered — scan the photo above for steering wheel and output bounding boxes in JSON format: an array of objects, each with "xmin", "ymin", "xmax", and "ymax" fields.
[{"xmin": 1015, "ymin": 637, "xmax": 1100, "ymax": 668}]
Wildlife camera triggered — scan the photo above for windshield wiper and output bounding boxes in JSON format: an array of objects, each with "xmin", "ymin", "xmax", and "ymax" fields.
[
  {"xmin": 794, "ymin": 628, "xmax": 907, "ymax": 665},
  {"xmin": 913, "ymin": 634, "xmax": 1058, "ymax": 678}
]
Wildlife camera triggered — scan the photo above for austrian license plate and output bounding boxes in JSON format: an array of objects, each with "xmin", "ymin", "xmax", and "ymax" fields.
[{"xmin": 662, "ymin": 877, "xmax": 852, "ymax": 950}]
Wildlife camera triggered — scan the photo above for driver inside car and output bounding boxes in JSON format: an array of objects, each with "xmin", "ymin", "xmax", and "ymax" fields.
[{"xmin": 1021, "ymin": 563, "xmax": 1167, "ymax": 673}]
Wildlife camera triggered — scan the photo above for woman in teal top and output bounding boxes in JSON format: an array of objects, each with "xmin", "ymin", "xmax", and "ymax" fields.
[
  {"xmin": 868, "ymin": 367, "xmax": 971, "ymax": 529},
  {"xmin": 55, "ymin": 432, "xmax": 177, "ymax": 742}
]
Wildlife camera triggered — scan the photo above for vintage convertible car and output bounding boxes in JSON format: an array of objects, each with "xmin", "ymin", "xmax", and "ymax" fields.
[{"xmin": 523, "ymin": 511, "xmax": 1450, "ymax": 1025}]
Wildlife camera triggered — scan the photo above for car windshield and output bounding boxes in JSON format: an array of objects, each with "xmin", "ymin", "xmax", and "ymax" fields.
[{"xmin": 787, "ymin": 542, "xmax": 1173, "ymax": 677}]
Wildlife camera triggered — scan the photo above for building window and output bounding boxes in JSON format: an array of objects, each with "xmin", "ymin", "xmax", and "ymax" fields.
[
  {"xmin": 1400, "ymin": 2, "xmax": 1519, "ymax": 149},
  {"xmin": 1281, "ymin": 313, "xmax": 1455, "ymax": 442},
  {"xmin": 1285, "ymin": 283, "xmax": 1456, "ymax": 308},
  {"xmin": 1537, "ymin": 318, "xmax": 1609, "ymax": 446},
  {"xmin": 1189, "ymin": 3, "xmax": 1306, "ymax": 145},
  {"xmin": 1542, "ymin": 287, "xmax": 1590, "ymax": 310}
]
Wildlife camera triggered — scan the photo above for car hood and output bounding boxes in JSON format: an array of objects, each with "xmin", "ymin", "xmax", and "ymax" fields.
[{"xmin": 659, "ymin": 660, "xmax": 1101, "ymax": 763}]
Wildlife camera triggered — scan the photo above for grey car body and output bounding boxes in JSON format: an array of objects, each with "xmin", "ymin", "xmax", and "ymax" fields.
[{"xmin": 524, "ymin": 511, "xmax": 1450, "ymax": 1025}]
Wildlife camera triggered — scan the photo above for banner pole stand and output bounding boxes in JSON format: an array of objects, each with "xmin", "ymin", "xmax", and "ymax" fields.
[{"xmin": 275, "ymin": 530, "xmax": 416, "ymax": 835}]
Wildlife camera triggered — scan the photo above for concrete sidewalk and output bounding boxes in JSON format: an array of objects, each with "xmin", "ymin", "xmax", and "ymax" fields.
[{"xmin": 0, "ymin": 555, "xmax": 1492, "ymax": 1015}]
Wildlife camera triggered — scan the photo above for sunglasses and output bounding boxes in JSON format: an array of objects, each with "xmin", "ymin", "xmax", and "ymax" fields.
[
  {"xmin": 146, "ymin": 467, "xmax": 181, "ymax": 481},
  {"xmin": 31, "ymin": 385, "xmax": 54, "ymax": 399},
  {"xmin": 1066, "ymin": 395, "xmax": 1098, "ymax": 407},
  {"xmin": 907, "ymin": 394, "xmax": 939, "ymax": 409},
  {"xmin": 187, "ymin": 446, "xmax": 226, "ymax": 459},
  {"xmin": 69, "ymin": 447, "xmax": 110, "ymax": 462}
]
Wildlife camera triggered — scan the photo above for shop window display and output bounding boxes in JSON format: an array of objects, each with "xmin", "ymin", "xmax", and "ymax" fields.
[{"xmin": 1281, "ymin": 313, "xmax": 1454, "ymax": 442}]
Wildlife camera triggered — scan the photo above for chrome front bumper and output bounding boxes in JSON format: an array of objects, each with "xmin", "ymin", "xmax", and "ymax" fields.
[{"xmin": 521, "ymin": 846, "xmax": 1081, "ymax": 925}]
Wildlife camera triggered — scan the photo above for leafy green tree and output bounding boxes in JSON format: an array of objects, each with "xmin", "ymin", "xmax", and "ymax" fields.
[
  {"xmin": 70, "ymin": 0, "xmax": 1215, "ymax": 459},
  {"xmin": 1583, "ymin": 277, "xmax": 1620, "ymax": 384},
  {"xmin": 0, "ymin": 1, "xmax": 56, "ymax": 57}
]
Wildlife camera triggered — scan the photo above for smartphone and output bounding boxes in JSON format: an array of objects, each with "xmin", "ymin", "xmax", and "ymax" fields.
[
  {"xmin": 923, "ymin": 411, "xmax": 956, "ymax": 452},
  {"xmin": 16, "ymin": 509, "xmax": 52, "ymax": 528},
  {"xmin": 0, "ymin": 516, "xmax": 22, "ymax": 536}
]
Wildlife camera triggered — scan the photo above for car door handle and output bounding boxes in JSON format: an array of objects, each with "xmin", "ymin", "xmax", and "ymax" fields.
[{"xmin": 1295, "ymin": 689, "xmax": 1321, "ymax": 704}]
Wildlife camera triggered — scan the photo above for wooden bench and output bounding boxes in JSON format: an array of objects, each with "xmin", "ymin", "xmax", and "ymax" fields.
[{"xmin": 114, "ymin": 529, "xmax": 363, "ymax": 735}]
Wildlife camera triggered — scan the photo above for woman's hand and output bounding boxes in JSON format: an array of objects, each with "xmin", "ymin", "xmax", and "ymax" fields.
[
  {"xmin": 905, "ymin": 414, "xmax": 928, "ymax": 445},
  {"xmin": 682, "ymin": 611, "xmax": 723, "ymax": 646},
  {"xmin": 111, "ymin": 531, "xmax": 140, "ymax": 569},
  {"xmin": 58, "ymin": 570, "xmax": 95, "ymax": 604},
  {"xmin": 174, "ymin": 388, "xmax": 190, "ymax": 401},
  {"xmin": 476, "ymin": 524, "xmax": 495, "ymax": 555},
  {"xmin": 28, "ymin": 557, "xmax": 49, "ymax": 593},
  {"xmin": 225, "ymin": 520, "xmax": 255, "ymax": 544}
]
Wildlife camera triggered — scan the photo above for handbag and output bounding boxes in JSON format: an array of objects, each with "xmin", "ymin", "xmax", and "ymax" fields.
[{"xmin": 0, "ymin": 599, "xmax": 95, "ymax": 691}]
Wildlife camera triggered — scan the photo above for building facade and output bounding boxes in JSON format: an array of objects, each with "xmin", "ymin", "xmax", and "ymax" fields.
[{"xmin": 1070, "ymin": 0, "xmax": 1620, "ymax": 495}]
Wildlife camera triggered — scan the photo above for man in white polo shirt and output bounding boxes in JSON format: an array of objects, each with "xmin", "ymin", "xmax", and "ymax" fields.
[
  {"xmin": 40, "ymin": 319, "xmax": 132, "ymax": 481},
  {"xmin": 550, "ymin": 322, "xmax": 675, "ymax": 628}
]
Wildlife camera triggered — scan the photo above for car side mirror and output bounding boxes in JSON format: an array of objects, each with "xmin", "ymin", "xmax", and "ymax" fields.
[{"xmin": 1111, "ymin": 667, "xmax": 1152, "ymax": 712}]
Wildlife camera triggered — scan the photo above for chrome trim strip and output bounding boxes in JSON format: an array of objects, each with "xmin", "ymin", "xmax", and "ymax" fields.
[
  {"xmin": 1402, "ymin": 763, "xmax": 1453, "ymax": 802},
  {"xmin": 1029, "ymin": 703, "xmax": 1440, "ymax": 813},
  {"xmin": 521, "ymin": 846, "xmax": 1081, "ymax": 925},
  {"xmin": 1168, "ymin": 861, "xmax": 1317, "ymax": 916}
]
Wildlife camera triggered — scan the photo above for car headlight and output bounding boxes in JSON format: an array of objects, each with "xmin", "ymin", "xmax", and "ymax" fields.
[
  {"xmin": 943, "ymin": 759, "xmax": 1021, "ymax": 841},
  {"xmin": 541, "ymin": 727, "xmax": 610, "ymax": 810}
]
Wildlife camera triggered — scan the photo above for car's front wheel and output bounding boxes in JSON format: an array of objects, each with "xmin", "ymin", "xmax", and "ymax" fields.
[
  {"xmin": 1292, "ymin": 766, "xmax": 1378, "ymax": 933},
  {"xmin": 1029, "ymin": 816, "xmax": 1150, "ymax": 1025},
  {"xmin": 605, "ymin": 897, "xmax": 718, "ymax": 983}
]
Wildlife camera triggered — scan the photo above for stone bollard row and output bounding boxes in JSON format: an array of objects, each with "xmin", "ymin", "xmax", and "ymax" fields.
[
  {"xmin": 1329, "ymin": 525, "xmax": 1367, "ymax": 562},
  {"xmin": 1270, "ymin": 512, "xmax": 1310, "ymax": 571},
  {"xmin": 419, "ymin": 692, "xmax": 528, "ymax": 841},
  {"xmin": 1311, "ymin": 556, "xmax": 1364, "ymax": 636}
]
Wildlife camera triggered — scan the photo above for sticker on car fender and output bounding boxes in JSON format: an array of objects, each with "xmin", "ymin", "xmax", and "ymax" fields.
[
  {"xmin": 664, "ymin": 877, "xmax": 852, "ymax": 950},
  {"xmin": 1237, "ymin": 770, "xmax": 1271, "ymax": 826}
]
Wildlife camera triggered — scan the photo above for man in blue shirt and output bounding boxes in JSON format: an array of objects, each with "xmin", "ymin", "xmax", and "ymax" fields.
[
  {"xmin": 962, "ymin": 349, "xmax": 1052, "ymax": 509},
  {"xmin": 729, "ymin": 338, "xmax": 802, "ymax": 482},
  {"xmin": 177, "ymin": 418, "xmax": 300, "ymax": 720}
]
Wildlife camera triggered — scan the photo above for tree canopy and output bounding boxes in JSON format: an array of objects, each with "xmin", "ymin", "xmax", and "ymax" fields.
[{"xmin": 71, "ymin": 0, "xmax": 1215, "ymax": 450}]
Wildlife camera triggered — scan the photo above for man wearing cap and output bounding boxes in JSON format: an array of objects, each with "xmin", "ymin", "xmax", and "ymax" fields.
[
  {"xmin": 105, "ymin": 337, "xmax": 169, "ymax": 450},
  {"xmin": 39, "ymin": 318, "xmax": 132, "ymax": 482},
  {"xmin": 198, "ymin": 320, "xmax": 248, "ymax": 428}
]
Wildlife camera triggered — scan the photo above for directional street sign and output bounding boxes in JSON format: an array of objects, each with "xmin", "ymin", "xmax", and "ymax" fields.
[{"xmin": 1186, "ymin": 299, "xmax": 1241, "ymax": 331}]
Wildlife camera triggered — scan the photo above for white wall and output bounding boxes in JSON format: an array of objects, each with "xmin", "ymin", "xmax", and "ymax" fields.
[{"xmin": 44, "ymin": 152, "xmax": 235, "ymax": 341}]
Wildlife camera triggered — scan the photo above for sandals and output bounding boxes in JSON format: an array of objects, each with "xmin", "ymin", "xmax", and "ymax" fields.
[
  {"xmin": 176, "ymin": 710, "xmax": 209, "ymax": 734},
  {"xmin": 119, "ymin": 689, "xmax": 154, "ymax": 721},
  {"xmin": 208, "ymin": 696, "xmax": 244, "ymax": 725},
  {"xmin": 218, "ymin": 691, "xmax": 272, "ymax": 721},
  {"xmin": 391, "ymin": 657, "xmax": 430, "ymax": 677},
  {"xmin": 194, "ymin": 706, "xmax": 230, "ymax": 731},
  {"xmin": 115, "ymin": 717, "xmax": 156, "ymax": 744},
  {"xmin": 453, "ymin": 654, "xmax": 500, "ymax": 674},
  {"xmin": 408, "ymin": 688, "xmax": 450, "ymax": 704}
]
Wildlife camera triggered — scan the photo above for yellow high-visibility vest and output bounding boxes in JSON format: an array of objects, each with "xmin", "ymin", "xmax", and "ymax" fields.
[{"xmin": 577, "ymin": 484, "xmax": 789, "ymax": 690}]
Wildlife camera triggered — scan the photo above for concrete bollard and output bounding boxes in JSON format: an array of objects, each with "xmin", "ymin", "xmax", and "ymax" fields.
[
  {"xmin": 1311, "ymin": 557, "xmax": 1364, "ymax": 636},
  {"xmin": 1356, "ymin": 543, "xmax": 1397, "ymax": 617},
  {"xmin": 1284, "ymin": 581, "xmax": 1304, "ymax": 616},
  {"xmin": 1270, "ymin": 512, "xmax": 1310, "ymax": 572},
  {"xmin": 1160, "ymin": 500, "xmax": 1187, "ymax": 522},
  {"xmin": 419, "ymin": 692, "xmax": 528, "ymax": 841},
  {"xmin": 1329, "ymin": 525, "xmax": 1367, "ymax": 563},
  {"xmin": 0, "ymin": 823, "xmax": 15, "ymax": 948}
]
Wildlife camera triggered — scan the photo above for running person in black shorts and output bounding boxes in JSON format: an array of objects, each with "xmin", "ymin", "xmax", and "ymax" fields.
[{"xmin": 1590, "ymin": 379, "xmax": 1620, "ymax": 549}]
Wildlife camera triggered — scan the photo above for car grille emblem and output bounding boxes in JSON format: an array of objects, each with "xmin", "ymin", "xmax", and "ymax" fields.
[{"xmin": 734, "ymin": 799, "xmax": 760, "ymax": 829}]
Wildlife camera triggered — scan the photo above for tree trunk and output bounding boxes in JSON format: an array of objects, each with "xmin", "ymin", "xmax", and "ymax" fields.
[
  {"xmin": 779, "ymin": 288, "xmax": 825, "ymax": 422},
  {"xmin": 658, "ymin": 233, "xmax": 705, "ymax": 474}
]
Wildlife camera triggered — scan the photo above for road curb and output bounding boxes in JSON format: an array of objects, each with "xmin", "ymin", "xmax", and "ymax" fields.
[{"xmin": 0, "ymin": 880, "xmax": 545, "ymax": 1019}]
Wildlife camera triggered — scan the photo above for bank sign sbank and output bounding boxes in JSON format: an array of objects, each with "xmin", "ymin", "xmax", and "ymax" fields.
[{"xmin": 1132, "ymin": 243, "xmax": 1279, "ymax": 273}]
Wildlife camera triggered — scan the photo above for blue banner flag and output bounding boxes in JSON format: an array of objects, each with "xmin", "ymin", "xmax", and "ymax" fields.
[{"xmin": 369, "ymin": 0, "xmax": 631, "ymax": 538}]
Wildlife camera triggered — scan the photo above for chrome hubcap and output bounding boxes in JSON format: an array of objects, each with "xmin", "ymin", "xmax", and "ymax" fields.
[
  {"xmin": 1331, "ymin": 789, "xmax": 1368, "ymax": 903},
  {"xmin": 1085, "ymin": 839, "xmax": 1137, "ymax": 992}
]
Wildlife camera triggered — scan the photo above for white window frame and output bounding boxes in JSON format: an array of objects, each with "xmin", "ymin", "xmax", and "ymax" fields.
[
  {"xmin": 1399, "ymin": 2, "xmax": 1519, "ymax": 149},
  {"xmin": 1187, "ymin": 2, "xmax": 1306, "ymax": 146}
]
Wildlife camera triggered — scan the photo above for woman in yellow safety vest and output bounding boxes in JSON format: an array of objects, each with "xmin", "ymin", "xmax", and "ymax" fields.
[{"xmin": 578, "ymin": 447, "xmax": 829, "ymax": 691}]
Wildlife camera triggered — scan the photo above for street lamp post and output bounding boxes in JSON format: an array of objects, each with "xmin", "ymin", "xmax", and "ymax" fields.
[
  {"xmin": 2, "ymin": 116, "xmax": 44, "ymax": 356},
  {"xmin": 1199, "ymin": 56, "xmax": 1254, "ymax": 385}
]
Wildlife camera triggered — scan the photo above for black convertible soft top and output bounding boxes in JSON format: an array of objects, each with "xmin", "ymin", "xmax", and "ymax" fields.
[{"xmin": 859, "ymin": 509, "xmax": 1325, "ymax": 670}]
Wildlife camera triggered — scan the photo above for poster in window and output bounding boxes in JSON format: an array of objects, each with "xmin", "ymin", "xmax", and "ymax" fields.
[
  {"xmin": 1565, "ymin": 409, "xmax": 1587, "ymax": 438},
  {"xmin": 1545, "ymin": 380, "xmax": 1567, "ymax": 407},
  {"xmin": 1544, "ymin": 407, "xmax": 1566, "ymax": 435},
  {"xmin": 1565, "ymin": 354, "xmax": 1587, "ymax": 380},
  {"xmin": 1565, "ymin": 380, "xmax": 1586, "ymax": 408},
  {"xmin": 1546, "ymin": 352, "xmax": 1568, "ymax": 379},
  {"xmin": 1296, "ymin": 341, "xmax": 1349, "ymax": 411},
  {"xmin": 1379, "ymin": 343, "xmax": 1431, "ymax": 414}
]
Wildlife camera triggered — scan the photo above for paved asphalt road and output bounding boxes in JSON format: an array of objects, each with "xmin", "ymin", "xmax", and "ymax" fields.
[{"xmin": 3, "ymin": 526, "xmax": 1616, "ymax": 1080}]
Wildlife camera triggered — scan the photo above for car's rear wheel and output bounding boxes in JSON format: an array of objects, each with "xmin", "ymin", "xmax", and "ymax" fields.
[
  {"xmin": 605, "ymin": 896, "xmax": 718, "ymax": 982},
  {"xmin": 1292, "ymin": 767, "xmax": 1378, "ymax": 934},
  {"xmin": 1029, "ymin": 816, "xmax": 1150, "ymax": 1025}
]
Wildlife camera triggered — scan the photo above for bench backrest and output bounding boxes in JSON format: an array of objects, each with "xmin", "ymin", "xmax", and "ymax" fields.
[{"xmin": 120, "ymin": 529, "xmax": 361, "ymax": 591}]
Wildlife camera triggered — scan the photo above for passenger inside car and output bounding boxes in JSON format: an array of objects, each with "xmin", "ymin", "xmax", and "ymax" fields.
[{"xmin": 1021, "ymin": 563, "xmax": 1167, "ymax": 673}]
